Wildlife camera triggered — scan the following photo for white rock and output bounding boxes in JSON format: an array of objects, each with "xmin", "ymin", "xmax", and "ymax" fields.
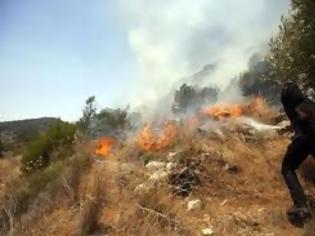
[
  {"xmin": 149, "ymin": 170, "xmax": 169, "ymax": 182},
  {"xmin": 201, "ymin": 228, "xmax": 214, "ymax": 236},
  {"xmin": 264, "ymin": 233, "xmax": 275, "ymax": 236},
  {"xmin": 134, "ymin": 183, "xmax": 146, "ymax": 195},
  {"xmin": 167, "ymin": 152, "xmax": 177, "ymax": 161},
  {"xmin": 166, "ymin": 162, "xmax": 176, "ymax": 171},
  {"xmin": 134, "ymin": 182, "xmax": 154, "ymax": 195},
  {"xmin": 187, "ymin": 199, "xmax": 202, "ymax": 211},
  {"xmin": 145, "ymin": 161, "xmax": 166, "ymax": 172}
]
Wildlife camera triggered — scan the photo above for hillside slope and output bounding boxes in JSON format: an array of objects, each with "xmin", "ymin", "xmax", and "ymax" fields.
[{"xmin": 2, "ymin": 122, "xmax": 315, "ymax": 236}]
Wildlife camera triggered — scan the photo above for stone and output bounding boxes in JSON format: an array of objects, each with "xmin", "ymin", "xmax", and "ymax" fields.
[
  {"xmin": 145, "ymin": 161, "xmax": 166, "ymax": 172},
  {"xmin": 149, "ymin": 170, "xmax": 169, "ymax": 182},
  {"xmin": 187, "ymin": 199, "xmax": 202, "ymax": 211},
  {"xmin": 167, "ymin": 152, "xmax": 177, "ymax": 161},
  {"xmin": 134, "ymin": 182, "xmax": 154, "ymax": 195},
  {"xmin": 201, "ymin": 227, "xmax": 214, "ymax": 235},
  {"xmin": 166, "ymin": 162, "xmax": 176, "ymax": 171}
]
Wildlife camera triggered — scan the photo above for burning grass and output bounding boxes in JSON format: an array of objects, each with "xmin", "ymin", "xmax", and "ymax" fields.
[
  {"xmin": 95, "ymin": 137, "xmax": 116, "ymax": 157},
  {"xmin": 201, "ymin": 97, "xmax": 274, "ymax": 122},
  {"xmin": 137, "ymin": 121, "xmax": 177, "ymax": 152},
  {"xmin": 1, "ymin": 95, "xmax": 305, "ymax": 235}
]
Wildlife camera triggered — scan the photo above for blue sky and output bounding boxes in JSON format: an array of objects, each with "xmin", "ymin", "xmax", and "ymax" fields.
[
  {"xmin": 0, "ymin": 0, "xmax": 290, "ymax": 121},
  {"xmin": 0, "ymin": 0, "xmax": 135, "ymax": 121}
]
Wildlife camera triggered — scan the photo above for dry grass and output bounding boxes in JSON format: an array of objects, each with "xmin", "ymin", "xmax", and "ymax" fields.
[
  {"xmin": 1, "ymin": 123, "xmax": 314, "ymax": 236},
  {"xmin": 77, "ymin": 175, "xmax": 103, "ymax": 236},
  {"xmin": 0, "ymin": 150, "xmax": 90, "ymax": 235}
]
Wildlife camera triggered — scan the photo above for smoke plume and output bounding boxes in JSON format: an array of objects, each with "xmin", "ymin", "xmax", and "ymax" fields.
[{"xmin": 114, "ymin": 0, "xmax": 289, "ymax": 114}]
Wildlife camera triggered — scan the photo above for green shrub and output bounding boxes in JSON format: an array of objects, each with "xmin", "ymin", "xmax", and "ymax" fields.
[
  {"xmin": 21, "ymin": 121, "xmax": 76, "ymax": 175},
  {"xmin": 0, "ymin": 161, "xmax": 65, "ymax": 233}
]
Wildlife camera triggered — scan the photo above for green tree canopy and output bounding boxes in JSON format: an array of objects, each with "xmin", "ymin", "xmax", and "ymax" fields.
[{"xmin": 267, "ymin": 0, "xmax": 315, "ymax": 89}]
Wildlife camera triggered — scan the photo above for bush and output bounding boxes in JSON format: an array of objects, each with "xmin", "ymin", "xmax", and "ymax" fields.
[
  {"xmin": 0, "ymin": 161, "xmax": 65, "ymax": 234},
  {"xmin": 21, "ymin": 120, "xmax": 76, "ymax": 175}
]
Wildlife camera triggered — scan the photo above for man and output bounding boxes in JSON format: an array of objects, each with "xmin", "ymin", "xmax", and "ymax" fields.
[{"xmin": 281, "ymin": 82, "xmax": 315, "ymax": 220}]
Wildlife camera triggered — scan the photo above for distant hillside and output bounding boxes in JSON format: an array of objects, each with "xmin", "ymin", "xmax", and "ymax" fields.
[
  {"xmin": 178, "ymin": 64, "xmax": 217, "ymax": 88},
  {"xmin": 0, "ymin": 117, "xmax": 60, "ymax": 146}
]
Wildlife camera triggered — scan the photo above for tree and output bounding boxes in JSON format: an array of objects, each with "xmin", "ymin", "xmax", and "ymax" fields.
[
  {"xmin": 95, "ymin": 108, "xmax": 129, "ymax": 136},
  {"xmin": 172, "ymin": 84, "xmax": 218, "ymax": 114},
  {"xmin": 239, "ymin": 58, "xmax": 281, "ymax": 104},
  {"xmin": 77, "ymin": 96, "xmax": 97, "ymax": 133},
  {"xmin": 267, "ymin": 0, "xmax": 315, "ymax": 91}
]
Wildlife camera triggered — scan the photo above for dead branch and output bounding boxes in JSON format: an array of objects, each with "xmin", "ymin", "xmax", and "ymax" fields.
[{"xmin": 136, "ymin": 204, "xmax": 184, "ymax": 231}]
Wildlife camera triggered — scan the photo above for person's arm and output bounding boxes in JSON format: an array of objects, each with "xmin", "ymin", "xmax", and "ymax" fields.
[
  {"xmin": 279, "ymin": 124, "xmax": 294, "ymax": 134},
  {"xmin": 295, "ymin": 100, "xmax": 315, "ymax": 120}
]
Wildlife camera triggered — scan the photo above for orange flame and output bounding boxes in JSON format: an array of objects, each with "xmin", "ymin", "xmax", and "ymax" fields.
[
  {"xmin": 185, "ymin": 115, "xmax": 201, "ymax": 131},
  {"xmin": 202, "ymin": 104, "xmax": 243, "ymax": 120},
  {"xmin": 95, "ymin": 137, "xmax": 116, "ymax": 157},
  {"xmin": 244, "ymin": 97, "xmax": 266, "ymax": 115},
  {"xmin": 201, "ymin": 97, "xmax": 266, "ymax": 120},
  {"xmin": 137, "ymin": 121, "xmax": 177, "ymax": 151}
]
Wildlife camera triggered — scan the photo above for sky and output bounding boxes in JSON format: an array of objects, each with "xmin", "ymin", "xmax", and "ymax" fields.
[{"xmin": 0, "ymin": 0, "xmax": 290, "ymax": 121}]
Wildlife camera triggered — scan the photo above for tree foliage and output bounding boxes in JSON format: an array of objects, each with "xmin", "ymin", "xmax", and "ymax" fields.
[
  {"xmin": 21, "ymin": 120, "xmax": 76, "ymax": 175},
  {"xmin": 240, "ymin": 0, "xmax": 315, "ymax": 101},
  {"xmin": 239, "ymin": 58, "xmax": 282, "ymax": 104},
  {"xmin": 94, "ymin": 108, "xmax": 129, "ymax": 135},
  {"xmin": 267, "ymin": 0, "xmax": 315, "ymax": 89},
  {"xmin": 77, "ymin": 96, "xmax": 97, "ymax": 133},
  {"xmin": 172, "ymin": 84, "xmax": 218, "ymax": 114}
]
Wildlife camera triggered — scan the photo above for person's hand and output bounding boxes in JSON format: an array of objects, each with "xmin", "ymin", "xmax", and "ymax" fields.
[{"xmin": 278, "ymin": 125, "xmax": 293, "ymax": 134}]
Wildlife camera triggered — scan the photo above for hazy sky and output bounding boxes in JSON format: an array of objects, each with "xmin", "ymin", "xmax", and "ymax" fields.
[{"xmin": 0, "ymin": 0, "xmax": 290, "ymax": 121}]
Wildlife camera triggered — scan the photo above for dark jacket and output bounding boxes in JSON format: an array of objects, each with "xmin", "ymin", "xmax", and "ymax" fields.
[{"xmin": 281, "ymin": 83, "xmax": 315, "ymax": 138}]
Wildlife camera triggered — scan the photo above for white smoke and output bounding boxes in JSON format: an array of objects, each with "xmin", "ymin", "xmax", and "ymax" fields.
[
  {"xmin": 114, "ymin": 0, "xmax": 289, "ymax": 112},
  {"xmin": 239, "ymin": 117, "xmax": 283, "ymax": 131}
]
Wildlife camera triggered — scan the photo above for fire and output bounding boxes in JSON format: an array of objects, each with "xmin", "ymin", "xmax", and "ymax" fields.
[
  {"xmin": 137, "ymin": 125, "xmax": 157, "ymax": 151},
  {"xmin": 244, "ymin": 97, "xmax": 266, "ymax": 115},
  {"xmin": 158, "ymin": 121, "xmax": 178, "ymax": 148},
  {"xmin": 202, "ymin": 104, "xmax": 243, "ymax": 120},
  {"xmin": 137, "ymin": 121, "xmax": 177, "ymax": 151},
  {"xmin": 185, "ymin": 115, "xmax": 201, "ymax": 130},
  {"xmin": 201, "ymin": 97, "xmax": 266, "ymax": 120},
  {"xmin": 95, "ymin": 137, "xmax": 116, "ymax": 157}
]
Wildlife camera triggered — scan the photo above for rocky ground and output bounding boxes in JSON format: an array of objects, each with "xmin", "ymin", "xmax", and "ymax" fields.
[{"xmin": 1, "ymin": 115, "xmax": 315, "ymax": 235}]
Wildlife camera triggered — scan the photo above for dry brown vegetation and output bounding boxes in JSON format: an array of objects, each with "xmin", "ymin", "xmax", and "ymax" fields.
[{"xmin": 1, "ymin": 117, "xmax": 315, "ymax": 236}]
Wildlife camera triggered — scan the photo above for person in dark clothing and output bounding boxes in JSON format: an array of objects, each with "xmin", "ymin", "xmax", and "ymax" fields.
[{"xmin": 281, "ymin": 82, "xmax": 315, "ymax": 219}]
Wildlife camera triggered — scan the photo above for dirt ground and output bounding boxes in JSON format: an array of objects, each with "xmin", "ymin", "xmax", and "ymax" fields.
[{"xmin": 2, "ymin": 131, "xmax": 315, "ymax": 235}]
